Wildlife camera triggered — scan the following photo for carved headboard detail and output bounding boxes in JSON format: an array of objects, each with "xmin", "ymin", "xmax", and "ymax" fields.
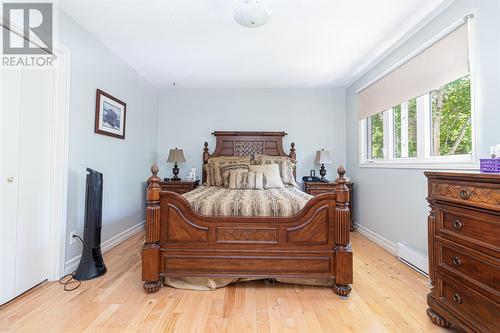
[
  {"xmin": 202, "ymin": 131, "xmax": 296, "ymax": 183},
  {"xmin": 234, "ymin": 141, "xmax": 265, "ymax": 156}
]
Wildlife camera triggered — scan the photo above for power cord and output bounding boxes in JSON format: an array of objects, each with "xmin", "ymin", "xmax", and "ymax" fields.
[
  {"xmin": 72, "ymin": 234, "xmax": 84, "ymax": 244},
  {"xmin": 58, "ymin": 235, "xmax": 84, "ymax": 291},
  {"xmin": 58, "ymin": 272, "xmax": 81, "ymax": 291}
]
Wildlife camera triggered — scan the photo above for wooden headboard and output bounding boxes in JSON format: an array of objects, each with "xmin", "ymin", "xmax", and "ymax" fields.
[{"xmin": 202, "ymin": 131, "xmax": 296, "ymax": 183}]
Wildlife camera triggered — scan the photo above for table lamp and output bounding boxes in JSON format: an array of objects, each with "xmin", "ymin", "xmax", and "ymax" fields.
[
  {"xmin": 167, "ymin": 148, "xmax": 186, "ymax": 181},
  {"xmin": 315, "ymin": 149, "xmax": 331, "ymax": 182}
]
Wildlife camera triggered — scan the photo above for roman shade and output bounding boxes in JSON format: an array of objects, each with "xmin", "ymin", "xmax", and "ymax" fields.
[{"xmin": 358, "ymin": 22, "xmax": 470, "ymax": 120}]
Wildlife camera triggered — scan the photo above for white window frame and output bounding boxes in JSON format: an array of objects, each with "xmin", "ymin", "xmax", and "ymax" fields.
[
  {"xmin": 358, "ymin": 14, "xmax": 478, "ymax": 170},
  {"xmin": 360, "ymin": 90, "xmax": 477, "ymax": 169}
]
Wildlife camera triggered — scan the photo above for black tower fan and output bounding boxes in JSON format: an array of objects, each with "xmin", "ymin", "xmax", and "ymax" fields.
[{"xmin": 74, "ymin": 168, "xmax": 107, "ymax": 280}]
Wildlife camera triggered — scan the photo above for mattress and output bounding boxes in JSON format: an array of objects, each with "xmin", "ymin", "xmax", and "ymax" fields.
[{"xmin": 182, "ymin": 185, "xmax": 313, "ymax": 217}]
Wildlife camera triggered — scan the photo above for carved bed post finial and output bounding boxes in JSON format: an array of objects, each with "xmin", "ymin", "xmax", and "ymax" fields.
[
  {"xmin": 289, "ymin": 142, "xmax": 296, "ymax": 161},
  {"xmin": 151, "ymin": 164, "xmax": 159, "ymax": 178},
  {"xmin": 202, "ymin": 142, "xmax": 210, "ymax": 184},
  {"xmin": 333, "ymin": 165, "xmax": 352, "ymax": 297},
  {"xmin": 203, "ymin": 142, "xmax": 209, "ymax": 164},
  {"xmin": 143, "ymin": 164, "xmax": 162, "ymax": 293},
  {"xmin": 337, "ymin": 165, "xmax": 345, "ymax": 179}
]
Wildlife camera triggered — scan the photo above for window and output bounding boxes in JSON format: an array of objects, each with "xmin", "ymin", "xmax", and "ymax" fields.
[
  {"xmin": 407, "ymin": 98, "xmax": 417, "ymax": 158},
  {"xmin": 357, "ymin": 19, "xmax": 474, "ymax": 168},
  {"xmin": 360, "ymin": 74, "xmax": 474, "ymax": 168},
  {"xmin": 369, "ymin": 113, "xmax": 384, "ymax": 159},
  {"xmin": 431, "ymin": 75, "xmax": 472, "ymax": 156},
  {"xmin": 393, "ymin": 104, "xmax": 402, "ymax": 158},
  {"xmin": 392, "ymin": 98, "xmax": 417, "ymax": 159}
]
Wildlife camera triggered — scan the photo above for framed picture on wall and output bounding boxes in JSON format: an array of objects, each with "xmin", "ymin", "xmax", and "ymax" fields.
[{"xmin": 94, "ymin": 89, "xmax": 127, "ymax": 139}]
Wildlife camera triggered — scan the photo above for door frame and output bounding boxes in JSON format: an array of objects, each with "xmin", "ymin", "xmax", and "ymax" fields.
[
  {"xmin": 47, "ymin": 42, "xmax": 71, "ymax": 280},
  {"xmin": 1, "ymin": 18, "xmax": 71, "ymax": 281}
]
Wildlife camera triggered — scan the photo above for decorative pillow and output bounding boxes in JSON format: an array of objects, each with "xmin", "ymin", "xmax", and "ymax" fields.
[
  {"xmin": 220, "ymin": 163, "xmax": 250, "ymax": 188},
  {"xmin": 249, "ymin": 164, "xmax": 285, "ymax": 189},
  {"xmin": 228, "ymin": 170, "xmax": 264, "ymax": 190},
  {"xmin": 203, "ymin": 164, "xmax": 211, "ymax": 186},
  {"xmin": 209, "ymin": 156, "xmax": 252, "ymax": 164},
  {"xmin": 207, "ymin": 156, "xmax": 252, "ymax": 186},
  {"xmin": 254, "ymin": 155, "xmax": 298, "ymax": 187}
]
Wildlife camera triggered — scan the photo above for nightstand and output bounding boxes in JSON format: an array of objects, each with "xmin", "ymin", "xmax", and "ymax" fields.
[
  {"xmin": 159, "ymin": 180, "xmax": 199, "ymax": 194},
  {"xmin": 303, "ymin": 181, "xmax": 355, "ymax": 231}
]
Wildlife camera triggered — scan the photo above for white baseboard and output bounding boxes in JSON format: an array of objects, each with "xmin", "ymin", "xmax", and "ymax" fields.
[
  {"xmin": 397, "ymin": 242, "xmax": 429, "ymax": 275},
  {"xmin": 64, "ymin": 220, "xmax": 145, "ymax": 274},
  {"xmin": 355, "ymin": 223, "xmax": 397, "ymax": 255},
  {"xmin": 355, "ymin": 223, "xmax": 429, "ymax": 276}
]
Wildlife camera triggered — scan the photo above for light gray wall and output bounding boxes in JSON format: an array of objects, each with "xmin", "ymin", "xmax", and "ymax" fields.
[
  {"xmin": 157, "ymin": 88, "xmax": 346, "ymax": 184},
  {"xmin": 57, "ymin": 10, "xmax": 159, "ymax": 262},
  {"xmin": 346, "ymin": 0, "xmax": 500, "ymax": 255}
]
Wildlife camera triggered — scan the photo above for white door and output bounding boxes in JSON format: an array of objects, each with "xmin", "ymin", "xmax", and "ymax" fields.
[{"xmin": 0, "ymin": 56, "xmax": 53, "ymax": 304}]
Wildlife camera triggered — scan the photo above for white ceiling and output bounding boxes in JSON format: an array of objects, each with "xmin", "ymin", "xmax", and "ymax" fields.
[{"xmin": 58, "ymin": 0, "xmax": 450, "ymax": 89}]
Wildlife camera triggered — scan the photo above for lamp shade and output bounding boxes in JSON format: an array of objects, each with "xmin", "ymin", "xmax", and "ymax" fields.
[
  {"xmin": 314, "ymin": 149, "xmax": 331, "ymax": 165},
  {"xmin": 167, "ymin": 148, "xmax": 186, "ymax": 163}
]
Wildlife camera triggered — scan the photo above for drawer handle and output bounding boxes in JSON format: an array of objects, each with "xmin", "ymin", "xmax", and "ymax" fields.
[
  {"xmin": 453, "ymin": 219, "xmax": 463, "ymax": 231},
  {"xmin": 452, "ymin": 293, "xmax": 462, "ymax": 304},
  {"xmin": 452, "ymin": 256, "xmax": 463, "ymax": 267},
  {"xmin": 459, "ymin": 189, "xmax": 471, "ymax": 200}
]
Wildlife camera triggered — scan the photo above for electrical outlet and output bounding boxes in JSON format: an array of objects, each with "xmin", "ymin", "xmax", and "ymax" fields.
[{"xmin": 70, "ymin": 231, "xmax": 77, "ymax": 245}]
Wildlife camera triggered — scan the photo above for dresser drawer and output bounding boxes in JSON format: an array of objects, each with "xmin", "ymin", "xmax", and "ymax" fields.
[
  {"xmin": 439, "ymin": 207, "xmax": 500, "ymax": 252},
  {"xmin": 436, "ymin": 275, "xmax": 500, "ymax": 332},
  {"xmin": 159, "ymin": 180, "xmax": 199, "ymax": 195},
  {"xmin": 430, "ymin": 179, "xmax": 500, "ymax": 211},
  {"xmin": 437, "ymin": 241, "xmax": 500, "ymax": 293}
]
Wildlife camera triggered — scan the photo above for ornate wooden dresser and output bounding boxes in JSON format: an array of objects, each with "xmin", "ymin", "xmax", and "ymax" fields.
[{"xmin": 425, "ymin": 172, "xmax": 500, "ymax": 332}]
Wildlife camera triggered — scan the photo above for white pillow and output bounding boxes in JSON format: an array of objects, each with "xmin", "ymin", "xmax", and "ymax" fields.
[
  {"xmin": 228, "ymin": 170, "xmax": 264, "ymax": 190},
  {"xmin": 249, "ymin": 164, "xmax": 285, "ymax": 189}
]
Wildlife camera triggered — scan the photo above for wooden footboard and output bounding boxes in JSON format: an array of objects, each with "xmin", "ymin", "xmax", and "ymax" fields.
[{"xmin": 142, "ymin": 165, "xmax": 352, "ymax": 296}]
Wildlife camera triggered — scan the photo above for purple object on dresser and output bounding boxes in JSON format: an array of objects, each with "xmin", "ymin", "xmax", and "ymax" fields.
[{"xmin": 480, "ymin": 158, "xmax": 500, "ymax": 173}]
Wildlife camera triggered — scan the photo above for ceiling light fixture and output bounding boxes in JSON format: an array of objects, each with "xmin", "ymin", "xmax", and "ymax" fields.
[{"xmin": 234, "ymin": 0, "xmax": 271, "ymax": 28}]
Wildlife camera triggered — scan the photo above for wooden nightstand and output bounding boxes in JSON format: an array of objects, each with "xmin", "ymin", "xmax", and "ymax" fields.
[
  {"xmin": 303, "ymin": 181, "xmax": 355, "ymax": 231},
  {"xmin": 159, "ymin": 180, "xmax": 199, "ymax": 194}
]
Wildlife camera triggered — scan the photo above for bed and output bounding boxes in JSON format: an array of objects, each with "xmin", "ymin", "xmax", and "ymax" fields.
[{"xmin": 142, "ymin": 131, "xmax": 352, "ymax": 296}]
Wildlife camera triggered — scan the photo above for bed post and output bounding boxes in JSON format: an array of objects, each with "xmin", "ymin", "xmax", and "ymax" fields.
[
  {"xmin": 333, "ymin": 166, "xmax": 353, "ymax": 296},
  {"xmin": 142, "ymin": 164, "xmax": 162, "ymax": 293},
  {"xmin": 289, "ymin": 142, "xmax": 296, "ymax": 161},
  {"xmin": 203, "ymin": 141, "xmax": 210, "ymax": 164},
  {"xmin": 202, "ymin": 142, "xmax": 209, "ymax": 183}
]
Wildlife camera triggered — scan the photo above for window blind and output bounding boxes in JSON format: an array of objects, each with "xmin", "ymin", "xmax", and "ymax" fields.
[{"xmin": 358, "ymin": 23, "xmax": 469, "ymax": 120}]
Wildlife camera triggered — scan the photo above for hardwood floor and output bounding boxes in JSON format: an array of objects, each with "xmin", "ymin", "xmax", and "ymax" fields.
[{"xmin": 0, "ymin": 231, "xmax": 460, "ymax": 333}]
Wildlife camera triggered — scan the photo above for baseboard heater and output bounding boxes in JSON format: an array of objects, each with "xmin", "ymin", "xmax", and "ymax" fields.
[{"xmin": 396, "ymin": 242, "xmax": 428, "ymax": 277}]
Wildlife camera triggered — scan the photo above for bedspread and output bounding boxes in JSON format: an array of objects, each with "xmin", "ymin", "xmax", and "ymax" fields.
[{"xmin": 182, "ymin": 185, "xmax": 313, "ymax": 217}]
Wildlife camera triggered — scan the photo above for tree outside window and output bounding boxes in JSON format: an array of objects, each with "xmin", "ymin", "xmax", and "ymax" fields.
[
  {"xmin": 407, "ymin": 98, "xmax": 417, "ymax": 157},
  {"xmin": 370, "ymin": 113, "xmax": 384, "ymax": 159},
  {"xmin": 431, "ymin": 75, "xmax": 471, "ymax": 156}
]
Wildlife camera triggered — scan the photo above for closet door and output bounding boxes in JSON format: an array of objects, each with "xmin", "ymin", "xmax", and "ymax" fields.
[
  {"xmin": 0, "ymin": 62, "xmax": 53, "ymax": 305},
  {"xmin": 0, "ymin": 70, "xmax": 22, "ymax": 304}
]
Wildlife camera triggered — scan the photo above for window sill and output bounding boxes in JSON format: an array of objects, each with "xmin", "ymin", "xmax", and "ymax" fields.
[{"xmin": 359, "ymin": 159, "xmax": 479, "ymax": 171}]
